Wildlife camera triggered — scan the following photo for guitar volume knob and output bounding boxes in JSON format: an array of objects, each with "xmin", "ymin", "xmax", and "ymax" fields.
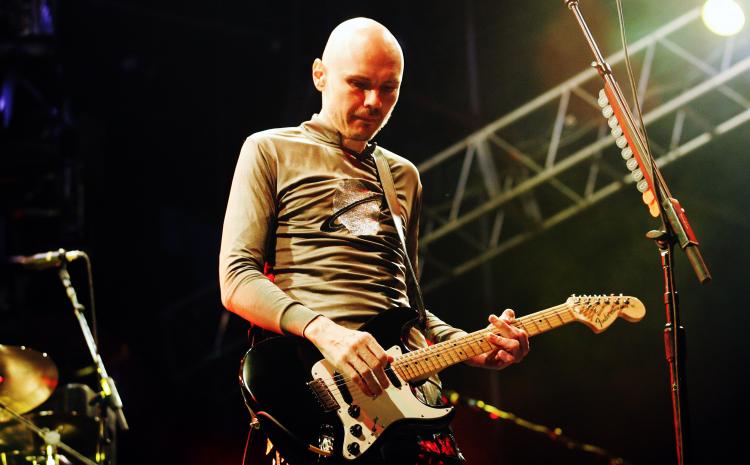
[
  {"xmin": 347, "ymin": 442, "xmax": 361, "ymax": 456},
  {"xmin": 350, "ymin": 424, "xmax": 363, "ymax": 436},
  {"xmin": 348, "ymin": 404, "xmax": 361, "ymax": 419}
]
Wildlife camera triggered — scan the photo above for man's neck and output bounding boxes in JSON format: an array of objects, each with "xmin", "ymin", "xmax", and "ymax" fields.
[
  {"xmin": 341, "ymin": 138, "xmax": 367, "ymax": 153},
  {"xmin": 317, "ymin": 112, "xmax": 368, "ymax": 153}
]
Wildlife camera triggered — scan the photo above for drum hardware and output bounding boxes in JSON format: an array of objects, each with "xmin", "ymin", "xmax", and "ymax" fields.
[
  {"xmin": 6, "ymin": 250, "xmax": 125, "ymax": 464},
  {"xmin": 0, "ymin": 391, "xmax": 97, "ymax": 465},
  {"xmin": 28, "ymin": 384, "xmax": 110, "ymax": 463},
  {"xmin": 0, "ymin": 347, "xmax": 110, "ymax": 465},
  {"xmin": 8, "ymin": 250, "xmax": 128, "ymax": 431}
]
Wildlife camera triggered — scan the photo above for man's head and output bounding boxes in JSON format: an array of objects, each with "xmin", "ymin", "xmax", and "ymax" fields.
[{"xmin": 312, "ymin": 18, "xmax": 404, "ymax": 151}]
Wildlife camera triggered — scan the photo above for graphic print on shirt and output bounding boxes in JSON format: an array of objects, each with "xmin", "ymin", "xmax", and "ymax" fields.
[{"xmin": 321, "ymin": 179, "xmax": 383, "ymax": 235}]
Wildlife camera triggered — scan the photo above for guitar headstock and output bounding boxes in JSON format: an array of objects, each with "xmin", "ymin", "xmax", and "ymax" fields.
[{"xmin": 567, "ymin": 294, "xmax": 646, "ymax": 334}]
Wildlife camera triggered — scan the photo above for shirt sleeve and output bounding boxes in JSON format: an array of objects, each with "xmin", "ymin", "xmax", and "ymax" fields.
[
  {"xmin": 219, "ymin": 136, "xmax": 320, "ymax": 336},
  {"xmin": 406, "ymin": 173, "xmax": 465, "ymax": 343}
]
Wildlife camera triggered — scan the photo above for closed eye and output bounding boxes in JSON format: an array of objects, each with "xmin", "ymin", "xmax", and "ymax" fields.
[{"xmin": 350, "ymin": 80, "xmax": 370, "ymax": 90}]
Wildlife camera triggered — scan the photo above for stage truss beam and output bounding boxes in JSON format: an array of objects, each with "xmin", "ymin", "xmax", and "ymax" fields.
[{"xmin": 416, "ymin": 7, "xmax": 750, "ymax": 293}]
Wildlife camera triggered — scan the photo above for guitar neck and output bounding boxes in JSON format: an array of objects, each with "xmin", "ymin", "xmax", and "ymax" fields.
[{"xmin": 392, "ymin": 303, "xmax": 573, "ymax": 382}]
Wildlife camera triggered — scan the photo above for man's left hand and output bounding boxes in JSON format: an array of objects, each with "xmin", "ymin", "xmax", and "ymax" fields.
[{"xmin": 464, "ymin": 309, "xmax": 530, "ymax": 370}]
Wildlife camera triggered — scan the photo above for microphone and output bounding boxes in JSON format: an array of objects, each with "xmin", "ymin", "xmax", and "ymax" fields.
[{"xmin": 9, "ymin": 249, "xmax": 85, "ymax": 269}]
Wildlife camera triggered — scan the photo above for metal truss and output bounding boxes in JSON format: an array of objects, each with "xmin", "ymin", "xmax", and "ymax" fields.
[{"xmin": 417, "ymin": 7, "xmax": 750, "ymax": 293}]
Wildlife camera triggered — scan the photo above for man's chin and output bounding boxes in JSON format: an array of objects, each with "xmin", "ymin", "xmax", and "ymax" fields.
[{"xmin": 346, "ymin": 128, "xmax": 379, "ymax": 142}]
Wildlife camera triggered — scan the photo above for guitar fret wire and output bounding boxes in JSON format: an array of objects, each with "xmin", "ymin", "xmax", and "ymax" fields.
[
  {"xmin": 324, "ymin": 304, "xmax": 569, "ymax": 388},
  {"xmin": 328, "ymin": 302, "xmax": 598, "ymax": 404},
  {"xmin": 318, "ymin": 331, "xmax": 489, "ymax": 391},
  {"xmin": 318, "ymin": 301, "xmax": 607, "ymax": 392},
  {"xmin": 394, "ymin": 305, "xmax": 572, "ymax": 365}
]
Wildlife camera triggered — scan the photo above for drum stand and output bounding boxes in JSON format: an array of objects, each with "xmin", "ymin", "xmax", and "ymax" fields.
[{"xmin": 0, "ymin": 400, "xmax": 97, "ymax": 465}]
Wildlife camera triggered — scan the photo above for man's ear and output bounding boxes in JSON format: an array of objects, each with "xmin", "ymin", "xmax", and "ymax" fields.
[{"xmin": 312, "ymin": 58, "xmax": 326, "ymax": 91}]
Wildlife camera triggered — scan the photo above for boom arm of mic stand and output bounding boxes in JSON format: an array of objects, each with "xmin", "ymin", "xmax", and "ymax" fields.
[
  {"xmin": 565, "ymin": 0, "xmax": 711, "ymax": 284},
  {"xmin": 58, "ymin": 261, "xmax": 129, "ymax": 431}
]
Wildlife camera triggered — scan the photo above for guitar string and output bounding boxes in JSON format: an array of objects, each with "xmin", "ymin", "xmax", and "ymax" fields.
[
  {"xmin": 315, "ymin": 304, "xmax": 583, "ymax": 393},
  {"xmin": 317, "ymin": 305, "xmax": 573, "ymax": 393},
  {"xmin": 322, "ymin": 308, "xmax": 573, "ymax": 405},
  {"xmin": 314, "ymin": 297, "xmax": 623, "ymax": 390},
  {"xmin": 316, "ymin": 299, "xmax": 630, "ymax": 394},
  {"xmin": 318, "ymin": 301, "xmax": 630, "ymax": 405}
]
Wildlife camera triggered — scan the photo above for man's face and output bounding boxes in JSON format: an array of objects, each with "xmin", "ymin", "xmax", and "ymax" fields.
[{"xmin": 317, "ymin": 41, "xmax": 402, "ymax": 144}]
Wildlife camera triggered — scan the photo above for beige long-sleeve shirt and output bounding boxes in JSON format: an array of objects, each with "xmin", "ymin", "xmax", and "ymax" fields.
[{"xmin": 219, "ymin": 114, "xmax": 462, "ymax": 345}]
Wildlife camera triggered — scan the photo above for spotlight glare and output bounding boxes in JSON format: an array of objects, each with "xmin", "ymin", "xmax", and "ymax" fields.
[{"xmin": 702, "ymin": 0, "xmax": 746, "ymax": 36}]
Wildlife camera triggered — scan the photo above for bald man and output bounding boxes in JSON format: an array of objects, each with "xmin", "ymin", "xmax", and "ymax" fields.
[{"xmin": 220, "ymin": 17, "xmax": 529, "ymax": 465}]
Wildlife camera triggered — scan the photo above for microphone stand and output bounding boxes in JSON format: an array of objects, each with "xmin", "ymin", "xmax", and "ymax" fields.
[
  {"xmin": 562, "ymin": 3, "xmax": 712, "ymax": 465},
  {"xmin": 57, "ymin": 252, "xmax": 129, "ymax": 439}
]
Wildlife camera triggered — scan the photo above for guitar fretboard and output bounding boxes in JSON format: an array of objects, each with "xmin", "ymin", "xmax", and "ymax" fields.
[{"xmin": 391, "ymin": 303, "xmax": 574, "ymax": 382}]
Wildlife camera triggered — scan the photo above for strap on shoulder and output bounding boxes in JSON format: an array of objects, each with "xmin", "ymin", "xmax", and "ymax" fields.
[{"xmin": 372, "ymin": 148, "xmax": 427, "ymax": 330}]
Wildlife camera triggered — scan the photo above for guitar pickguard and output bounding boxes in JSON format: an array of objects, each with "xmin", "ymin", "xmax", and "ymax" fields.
[{"xmin": 310, "ymin": 345, "xmax": 453, "ymax": 461}]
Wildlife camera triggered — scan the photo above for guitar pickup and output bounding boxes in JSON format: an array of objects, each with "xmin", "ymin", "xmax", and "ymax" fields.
[
  {"xmin": 385, "ymin": 364, "xmax": 402, "ymax": 388},
  {"xmin": 307, "ymin": 378, "xmax": 340, "ymax": 412}
]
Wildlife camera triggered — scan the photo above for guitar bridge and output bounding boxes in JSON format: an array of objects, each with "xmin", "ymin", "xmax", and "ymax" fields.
[{"xmin": 307, "ymin": 378, "xmax": 340, "ymax": 412}]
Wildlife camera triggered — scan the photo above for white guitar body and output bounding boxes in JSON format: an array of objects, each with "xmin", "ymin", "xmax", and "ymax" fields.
[{"xmin": 310, "ymin": 345, "xmax": 453, "ymax": 460}]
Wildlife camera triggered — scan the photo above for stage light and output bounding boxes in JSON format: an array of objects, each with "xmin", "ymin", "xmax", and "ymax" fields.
[{"xmin": 702, "ymin": 0, "xmax": 746, "ymax": 36}]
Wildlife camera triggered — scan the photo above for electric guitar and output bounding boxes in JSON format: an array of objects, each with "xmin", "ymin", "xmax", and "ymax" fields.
[{"xmin": 239, "ymin": 294, "xmax": 645, "ymax": 463}]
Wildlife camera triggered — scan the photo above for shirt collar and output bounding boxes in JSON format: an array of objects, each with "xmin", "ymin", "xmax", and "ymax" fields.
[{"xmin": 301, "ymin": 113, "xmax": 377, "ymax": 160}]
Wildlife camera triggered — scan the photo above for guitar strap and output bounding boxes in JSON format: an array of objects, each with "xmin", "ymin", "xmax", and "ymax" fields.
[{"xmin": 372, "ymin": 147, "xmax": 428, "ymax": 331}]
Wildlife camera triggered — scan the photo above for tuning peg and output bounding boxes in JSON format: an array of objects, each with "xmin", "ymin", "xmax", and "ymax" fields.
[
  {"xmin": 632, "ymin": 169, "xmax": 644, "ymax": 182},
  {"xmin": 602, "ymin": 105, "xmax": 614, "ymax": 118},
  {"xmin": 626, "ymin": 158, "xmax": 638, "ymax": 171},
  {"xmin": 615, "ymin": 135, "xmax": 628, "ymax": 148},
  {"xmin": 608, "ymin": 116, "xmax": 619, "ymax": 128},
  {"xmin": 621, "ymin": 147, "xmax": 633, "ymax": 160},
  {"xmin": 611, "ymin": 126, "xmax": 623, "ymax": 138}
]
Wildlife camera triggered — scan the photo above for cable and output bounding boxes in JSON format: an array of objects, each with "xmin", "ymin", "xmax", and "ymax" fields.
[
  {"xmin": 443, "ymin": 389, "xmax": 634, "ymax": 465},
  {"xmin": 615, "ymin": 0, "xmax": 667, "ymax": 216},
  {"xmin": 242, "ymin": 424, "xmax": 252, "ymax": 465},
  {"xmin": 81, "ymin": 252, "xmax": 99, "ymax": 347}
]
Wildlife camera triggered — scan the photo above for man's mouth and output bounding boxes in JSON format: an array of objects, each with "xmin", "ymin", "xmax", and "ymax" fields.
[{"xmin": 354, "ymin": 114, "xmax": 380, "ymax": 122}]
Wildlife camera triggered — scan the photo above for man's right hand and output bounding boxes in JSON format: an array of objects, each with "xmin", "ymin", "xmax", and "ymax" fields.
[{"xmin": 303, "ymin": 316, "xmax": 393, "ymax": 397}]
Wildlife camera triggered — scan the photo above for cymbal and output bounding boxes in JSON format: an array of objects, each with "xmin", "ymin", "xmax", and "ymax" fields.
[
  {"xmin": 0, "ymin": 345, "xmax": 58, "ymax": 422},
  {"xmin": 0, "ymin": 419, "xmax": 34, "ymax": 453}
]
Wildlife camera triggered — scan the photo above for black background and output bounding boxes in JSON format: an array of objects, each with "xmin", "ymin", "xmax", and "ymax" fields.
[{"xmin": 2, "ymin": 1, "xmax": 749, "ymax": 464}]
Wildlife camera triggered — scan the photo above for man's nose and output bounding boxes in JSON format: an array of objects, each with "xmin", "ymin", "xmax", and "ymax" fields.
[{"xmin": 364, "ymin": 90, "xmax": 382, "ymax": 109}]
